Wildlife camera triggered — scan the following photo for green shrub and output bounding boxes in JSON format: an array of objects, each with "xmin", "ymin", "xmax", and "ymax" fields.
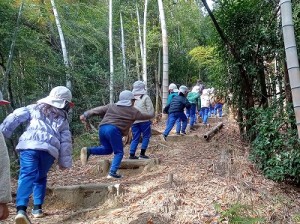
[
  {"xmin": 215, "ymin": 202, "xmax": 265, "ymax": 223},
  {"xmin": 73, "ymin": 131, "xmax": 99, "ymax": 159},
  {"xmin": 249, "ymin": 102, "xmax": 300, "ymax": 184}
]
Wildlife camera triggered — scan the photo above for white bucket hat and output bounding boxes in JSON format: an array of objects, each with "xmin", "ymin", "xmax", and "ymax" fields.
[
  {"xmin": 37, "ymin": 86, "xmax": 74, "ymax": 109},
  {"xmin": 0, "ymin": 91, "xmax": 10, "ymax": 106},
  {"xmin": 179, "ymin": 85, "xmax": 188, "ymax": 94},
  {"xmin": 132, "ymin": 81, "xmax": 146, "ymax": 95},
  {"xmin": 168, "ymin": 83, "xmax": 179, "ymax": 93},
  {"xmin": 116, "ymin": 90, "xmax": 135, "ymax": 107}
]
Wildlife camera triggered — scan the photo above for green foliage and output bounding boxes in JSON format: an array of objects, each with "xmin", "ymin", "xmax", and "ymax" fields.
[
  {"xmin": 72, "ymin": 131, "xmax": 99, "ymax": 159},
  {"xmin": 215, "ymin": 202, "xmax": 265, "ymax": 223},
  {"xmin": 249, "ymin": 101, "xmax": 300, "ymax": 183},
  {"xmin": 293, "ymin": 213, "xmax": 300, "ymax": 223}
]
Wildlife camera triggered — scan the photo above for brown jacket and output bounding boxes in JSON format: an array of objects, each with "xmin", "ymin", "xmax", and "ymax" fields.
[
  {"xmin": 84, "ymin": 104, "xmax": 154, "ymax": 136},
  {"xmin": 0, "ymin": 132, "xmax": 11, "ymax": 203}
]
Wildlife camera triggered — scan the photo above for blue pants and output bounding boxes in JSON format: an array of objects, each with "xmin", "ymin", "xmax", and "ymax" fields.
[
  {"xmin": 201, "ymin": 107, "xmax": 209, "ymax": 124},
  {"xmin": 185, "ymin": 104, "xmax": 196, "ymax": 126},
  {"xmin": 164, "ymin": 112, "xmax": 187, "ymax": 136},
  {"xmin": 89, "ymin": 124, "xmax": 124, "ymax": 173},
  {"xmin": 208, "ymin": 105, "xmax": 214, "ymax": 117},
  {"xmin": 17, "ymin": 150, "xmax": 55, "ymax": 207},
  {"xmin": 214, "ymin": 103, "xmax": 223, "ymax": 117},
  {"xmin": 130, "ymin": 121, "xmax": 152, "ymax": 155}
]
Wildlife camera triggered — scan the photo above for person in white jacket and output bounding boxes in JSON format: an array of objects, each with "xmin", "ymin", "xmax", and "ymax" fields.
[
  {"xmin": 200, "ymin": 89, "xmax": 211, "ymax": 125},
  {"xmin": 129, "ymin": 81, "xmax": 154, "ymax": 159},
  {"xmin": 0, "ymin": 91, "xmax": 11, "ymax": 221}
]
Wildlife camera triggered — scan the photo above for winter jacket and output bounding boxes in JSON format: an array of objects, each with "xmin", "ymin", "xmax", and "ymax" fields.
[
  {"xmin": 84, "ymin": 103, "xmax": 154, "ymax": 136},
  {"xmin": 168, "ymin": 94, "xmax": 191, "ymax": 114},
  {"xmin": 201, "ymin": 89, "xmax": 211, "ymax": 108},
  {"xmin": 0, "ymin": 104, "xmax": 72, "ymax": 168},
  {"xmin": 167, "ymin": 92, "xmax": 178, "ymax": 105},
  {"xmin": 133, "ymin": 95, "xmax": 154, "ymax": 124},
  {"xmin": 0, "ymin": 132, "xmax": 11, "ymax": 203}
]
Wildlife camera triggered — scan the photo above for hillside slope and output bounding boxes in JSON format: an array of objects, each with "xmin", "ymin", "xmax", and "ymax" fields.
[{"xmin": 4, "ymin": 117, "xmax": 300, "ymax": 224}]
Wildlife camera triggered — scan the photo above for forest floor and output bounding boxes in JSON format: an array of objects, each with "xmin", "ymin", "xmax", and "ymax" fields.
[{"xmin": 3, "ymin": 115, "xmax": 300, "ymax": 224}]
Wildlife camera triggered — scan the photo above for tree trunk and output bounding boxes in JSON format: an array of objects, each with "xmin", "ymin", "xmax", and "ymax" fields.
[
  {"xmin": 155, "ymin": 49, "xmax": 161, "ymax": 114},
  {"xmin": 120, "ymin": 12, "xmax": 127, "ymax": 89},
  {"xmin": 136, "ymin": 3, "xmax": 144, "ymax": 81},
  {"xmin": 50, "ymin": 0, "xmax": 71, "ymax": 89},
  {"xmin": 109, "ymin": 0, "xmax": 114, "ymax": 103},
  {"xmin": 158, "ymin": 0, "xmax": 169, "ymax": 111},
  {"xmin": 2, "ymin": 1, "xmax": 24, "ymax": 108},
  {"xmin": 280, "ymin": 0, "xmax": 300, "ymax": 137},
  {"xmin": 143, "ymin": 0, "xmax": 148, "ymax": 87},
  {"xmin": 258, "ymin": 57, "xmax": 268, "ymax": 108}
]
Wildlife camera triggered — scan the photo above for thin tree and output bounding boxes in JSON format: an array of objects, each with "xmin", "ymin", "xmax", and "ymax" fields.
[
  {"xmin": 2, "ymin": 1, "xmax": 24, "ymax": 107},
  {"xmin": 280, "ymin": 0, "xmax": 300, "ymax": 138},
  {"xmin": 50, "ymin": 0, "xmax": 71, "ymax": 89},
  {"xmin": 143, "ymin": 0, "xmax": 148, "ymax": 87},
  {"xmin": 120, "ymin": 12, "xmax": 127, "ymax": 89},
  {"xmin": 158, "ymin": 0, "xmax": 169, "ymax": 111},
  {"xmin": 136, "ymin": 2, "xmax": 144, "ymax": 80},
  {"xmin": 109, "ymin": 0, "xmax": 114, "ymax": 103}
]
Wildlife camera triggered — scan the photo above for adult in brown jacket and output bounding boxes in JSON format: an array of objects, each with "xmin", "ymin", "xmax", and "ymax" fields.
[
  {"xmin": 80, "ymin": 90, "xmax": 154, "ymax": 179},
  {"xmin": 0, "ymin": 91, "xmax": 11, "ymax": 221}
]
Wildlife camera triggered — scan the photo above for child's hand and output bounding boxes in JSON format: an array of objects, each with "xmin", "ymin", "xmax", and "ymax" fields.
[{"xmin": 80, "ymin": 114, "xmax": 86, "ymax": 123}]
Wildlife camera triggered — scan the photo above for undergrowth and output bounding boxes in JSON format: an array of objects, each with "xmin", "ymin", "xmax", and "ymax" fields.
[{"xmin": 248, "ymin": 102, "xmax": 300, "ymax": 184}]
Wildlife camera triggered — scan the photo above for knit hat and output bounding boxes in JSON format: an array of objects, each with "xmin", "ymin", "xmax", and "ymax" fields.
[
  {"xmin": 179, "ymin": 85, "xmax": 188, "ymax": 94},
  {"xmin": 37, "ymin": 86, "xmax": 74, "ymax": 109},
  {"xmin": 132, "ymin": 81, "xmax": 146, "ymax": 95},
  {"xmin": 116, "ymin": 90, "xmax": 135, "ymax": 106},
  {"xmin": 0, "ymin": 91, "xmax": 10, "ymax": 106},
  {"xmin": 168, "ymin": 83, "xmax": 179, "ymax": 92}
]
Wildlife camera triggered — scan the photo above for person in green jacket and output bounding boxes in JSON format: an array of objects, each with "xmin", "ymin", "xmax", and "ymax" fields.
[
  {"xmin": 167, "ymin": 83, "xmax": 179, "ymax": 105},
  {"xmin": 186, "ymin": 86, "xmax": 200, "ymax": 130}
]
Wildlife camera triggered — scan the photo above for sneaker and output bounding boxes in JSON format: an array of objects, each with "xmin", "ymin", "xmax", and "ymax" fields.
[
  {"xmin": 190, "ymin": 126, "xmax": 196, "ymax": 131},
  {"xmin": 180, "ymin": 132, "xmax": 187, "ymax": 135},
  {"xmin": 129, "ymin": 155, "xmax": 139, "ymax": 159},
  {"xmin": 31, "ymin": 209, "xmax": 44, "ymax": 218},
  {"xmin": 176, "ymin": 132, "xmax": 180, "ymax": 135},
  {"xmin": 161, "ymin": 134, "xmax": 167, "ymax": 142},
  {"xmin": 15, "ymin": 210, "xmax": 32, "ymax": 224},
  {"xmin": 107, "ymin": 172, "xmax": 123, "ymax": 179},
  {"xmin": 80, "ymin": 147, "xmax": 90, "ymax": 166},
  {"xmin": 139, "ymin": 154, "xmax": 149, "ymax": 159}
]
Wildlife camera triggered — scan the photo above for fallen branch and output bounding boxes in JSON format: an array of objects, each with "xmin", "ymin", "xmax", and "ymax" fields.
[{"xmin": 203, "ymin": 122, "xmax": 224, "ymax": 141}]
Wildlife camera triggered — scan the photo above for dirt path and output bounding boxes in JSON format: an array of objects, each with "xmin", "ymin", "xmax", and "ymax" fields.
[{"xmin": 3, "ymin": 117, "xmax": 300, "ymax": 224}]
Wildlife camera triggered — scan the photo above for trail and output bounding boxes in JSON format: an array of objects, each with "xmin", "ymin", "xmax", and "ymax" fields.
[{"xmin": 4, "ymin": 116, "xmax": 300, "ymax": 224}]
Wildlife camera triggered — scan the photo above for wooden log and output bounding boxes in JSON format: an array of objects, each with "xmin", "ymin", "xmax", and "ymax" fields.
[
  {"xmin": 203, "ymin": 122, "xmax": 223, "ymax": 140},
  {"xmin": 46, "ymin": 183, "xmax": 122, "ymax": 209},
  {"xmin": 98, "ymin": 158, "xmax": 160, "ymax": 171}
]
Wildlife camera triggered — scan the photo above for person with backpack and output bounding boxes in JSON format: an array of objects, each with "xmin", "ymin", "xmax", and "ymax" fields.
[
  {"xmin": 214, "ymin": 92, "xmax": 225, "ymax": 118},
  {"xmin": 161, "ymin": 85, "xmax": 191, "ymax": 141},
  {"xmin": 186, "ymin": 86, "xmax": 200, "ymax": 130},
  {"xmin": 167, "ymin": 83, "xmax": 179, "ymax": 104},
  {"xmin": 80, "ymin": 90, "xmax": 154, "ymax": 179},
  {"xmin": 129, "ymin": 81, "xmax": 154, "ymax": 159},
  {"xmin": 200, "ymin": 89, "xmax": 211, "ymax": 126},
  {"xmin": 0, "ymin": 86, "xmax": 74, "ymax": 224}
]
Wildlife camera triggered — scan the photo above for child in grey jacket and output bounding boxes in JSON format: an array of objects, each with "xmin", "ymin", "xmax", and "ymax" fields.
[{"xmin": 0, "ymin": 86, "xmax": 74, "ymax": 224}]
